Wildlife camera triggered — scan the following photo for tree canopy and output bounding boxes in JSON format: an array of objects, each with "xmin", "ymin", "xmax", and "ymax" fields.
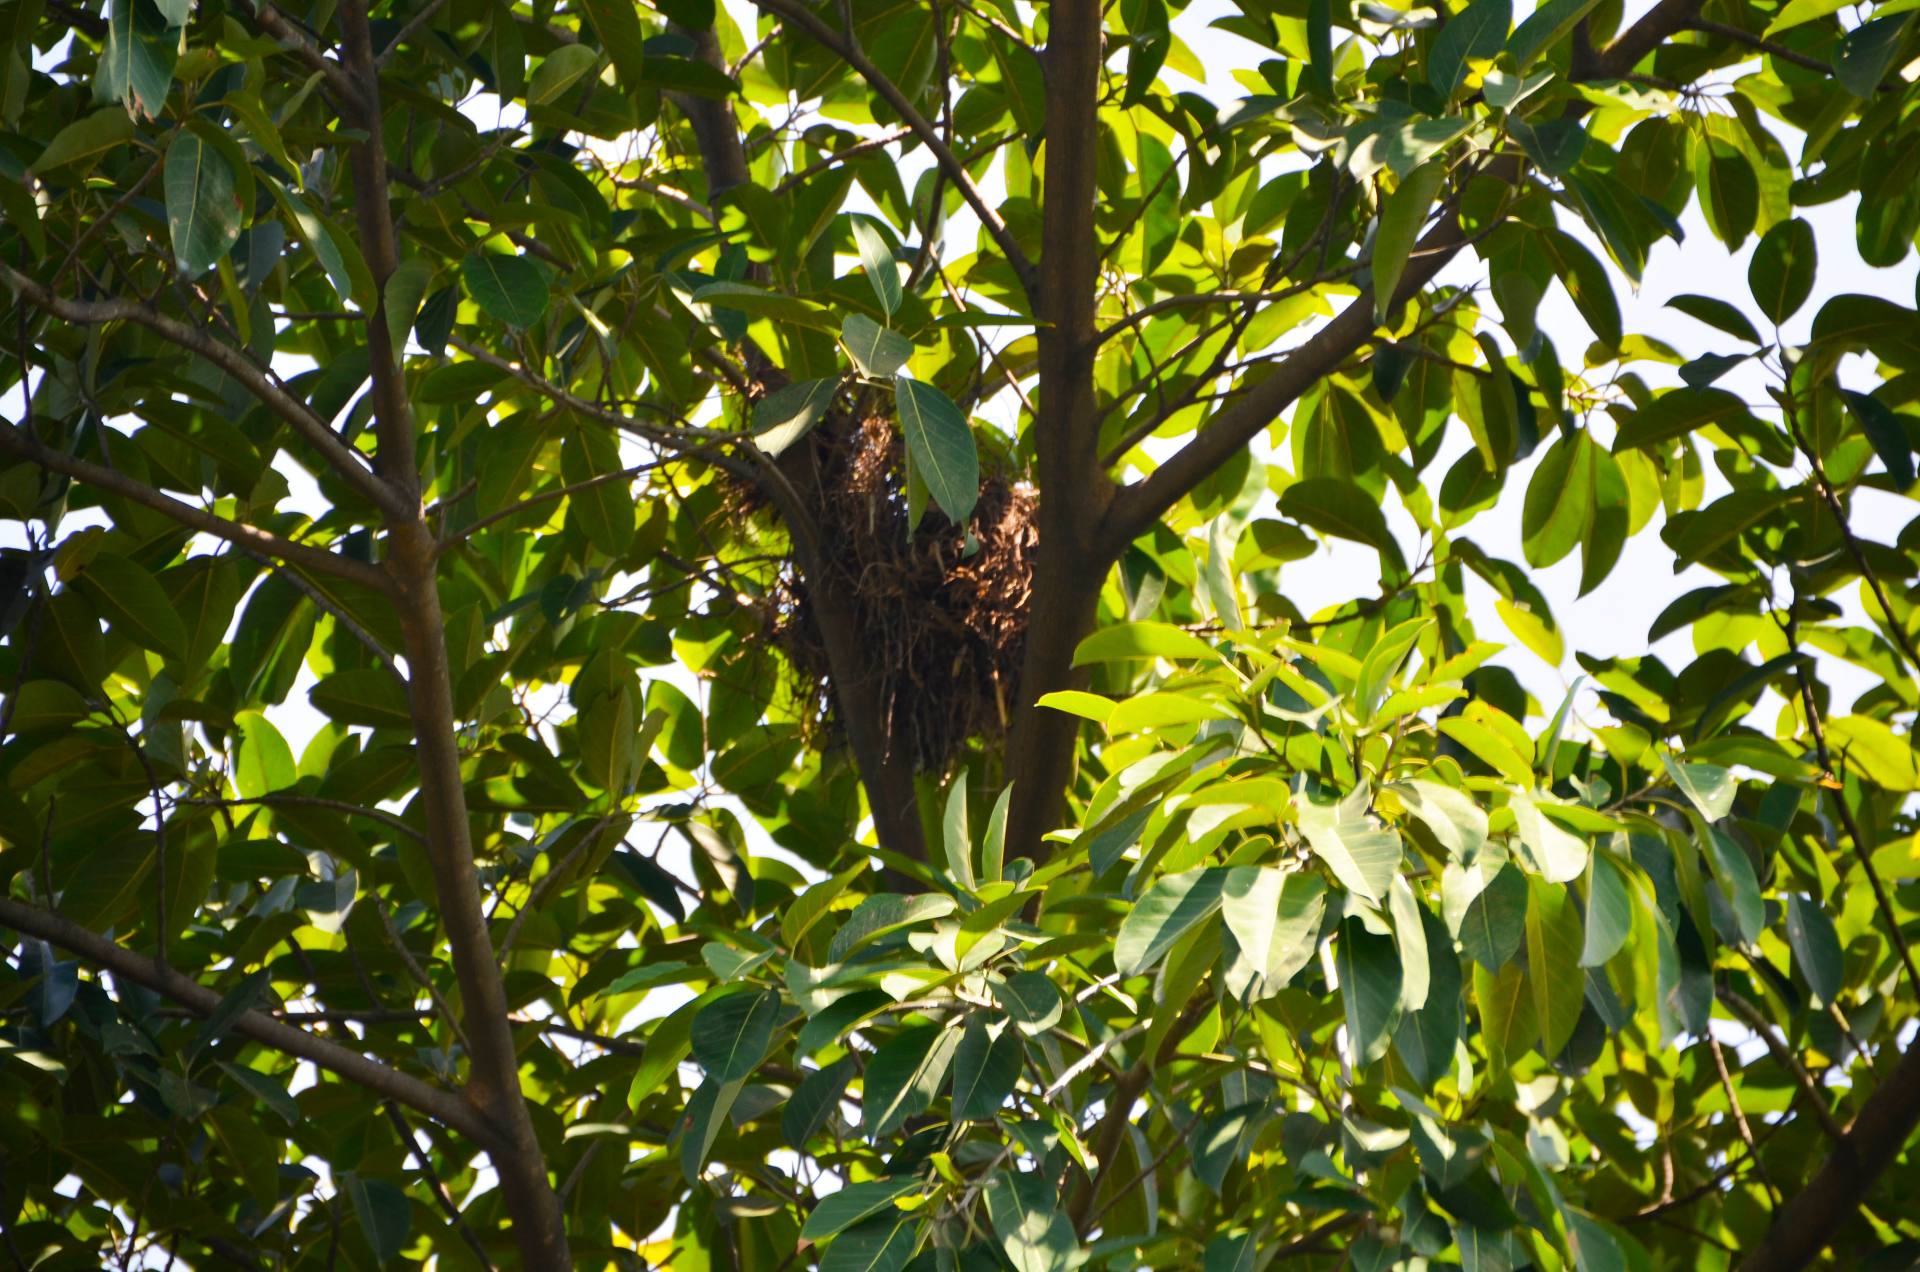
[{"xmin": 3, "ymin": 0, "xmax": 1920, "ymax": 1267}]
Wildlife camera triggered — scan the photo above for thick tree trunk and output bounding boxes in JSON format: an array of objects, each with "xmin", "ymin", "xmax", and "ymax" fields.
[
  {"xmin": 391, "ymin": 525, "xmax": 572, "ymax": 1269},
  {"xmin": 1737, "ymin": 1035, "xmax": 1920, "ymax": 1271},
  {"xmin": 1003, "ymin": 0, "xmax": 1114, "ymax": 857}
]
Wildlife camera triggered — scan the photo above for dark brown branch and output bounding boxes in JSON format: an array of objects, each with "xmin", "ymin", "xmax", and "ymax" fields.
[
  {"xmin": 0, "ymin": 423, "xmax": 393, "ymax": 591},
  {"xmin": 438, "ymin": 461, "xmax": 663, "ymax": 553},
  {"xmin": 0, "ymin": 897, "xmax": 493, "ymax": 1147},
  {"xmin": 242, "ymin": 2, "xmax": 366, "ymax": 109},
  {"xmin": 0, "ymin": 264, "xmax": 408, "ymax": 520},
  {"xmin": 1737, "ymin": 1030, "xmax": 1920, "ymax": 1269},
  {"xmin": 339, "ymin": 3, "xmax": 571, "ymax": 1262},
  {"xmin": 384, "ymin": 1101, "xmax": 497, "ymax": 1270},
  {"xmin": 1684, "ymin": 18, "xmax": 1837, "ymax": 75},
  {"xmin": 181, "ymin": 793, "xmax": 423, "ymax": 842},
  {"xmin": 754, "ymin": 0, "xmax": 1038, "ymax": 297},
  {"xmin": 1099, "ymin": 0, "xmax": 1707, "ymax": 550},
  {"xmin": 1716, "ymin": 986, "xmax": 1847, "ymax": 1145}
]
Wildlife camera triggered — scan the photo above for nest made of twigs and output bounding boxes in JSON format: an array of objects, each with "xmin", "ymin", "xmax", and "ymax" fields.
[{"xmin": 753, "ymin": 392, "xmax": 1037, "ymax": 774}]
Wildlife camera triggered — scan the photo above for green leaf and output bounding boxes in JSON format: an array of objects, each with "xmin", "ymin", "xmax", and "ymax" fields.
[
  {"xmin": 1843, "ymin": 391, "xmax": 1914, "ymax": 489},
  {"xmin": 1704, "ymin": 828, "xmax": 1763, "ymax": 945},
  {"xmin": 1354, "ymin": 616, "xmax": 1431, "ymax": 722},
  {"xmin": 982, "ymin": 783, "xmax": 1012, "ymax": 885},
  {"xmin": 1665, "ymin": 489, "xmax": 1788, "ymax": 566},
  {"xmin": 279, "ymin": 189, "xmax": 360, "ymax": 307},
  {"xmin": 985, "ymin": 1170, "xmax": 1078, "ymax": 1272},
  {"xmin": 1125, "ymin": 0, "xmax": 1172, "ymax": 105},
  {"xmin": 1429, "ymin": 0, "xmax": 1511, "ymax": 97},
  {"xmin": 942, "ymin": 769, "xmax": 975, "ymax": 890},
  {"xmin": 1394, "ymin": 780, "xmax": 1489, "ymax": 861},
  {"xmin": 1666, "ymin": 294, "xmax": 1763, "ymax": 345},
  {"xmin": 783, "ymin": 1057, "xmax": 855, "ymax": 1148},
  {"xmin": 1521, "ymin": 433, "xmax": 1595, "ymax": 570},
  {"xmin": 1298, "ymin": 793, "xmax": 1403, "ymax": 903},
  {"xmin": 828, "ymin": 894, "xmax": 956, "ymax": 961},
  {"xmin": 531, "ymin": 42, "xmax": 600, "ymax": 105},
  {"xmin": 1661, "ymin": 754, "xmax": 1736, "ymax": 820},
  {"xmin": 190, "ymin": 969, "xmax": 272, "ymax": 1060},
  {"xmin": 1580, "ymin": 850, "xmax": 1632, "ymax": 968},
  {"xmin": 461, "ymin": 251, "xmax": 553, "ymax": 329},
  {"xmin": 1073, "ymin": 621, "xmax": 1222, "ymax": 666},
  {"xmin": 842, "ymin": 313, "xmax": 914, "ymax": 378},
  {"xmin": 1388, "ymin": 877, "xmax": 1432, "ymax": 1011},
  {"xmin": 689, "ymin": 989, "xmax": 781, "ymax": 1083},
  {"xmin": 1280, "ymin": 478, "xmax": 1408, "ymax": 573},
  {"xmin": 308, "ymin": 669, "xmax": 413, "ymax": 729},
  {"xmin": 754, "ymin": 378, "xmax": 837, "ymax": 457},
  {"xmin": 233, "ymin": 710, "xmax": 295, "ymax": 799},
  {"xmin": 694, "ymin": 281, "xmax": 838, "ymax": 329},
  {"xmin": 895, "ymin": 377, "xmax": 979, "ymax": 525},
  {"xmin": 1611, "ymin": 387, "xmax": 1752, "ymax": 453},
  {"xmin": 577, "ymin": 0, "xmax": 648, "ymax": 87},
  {"xmin": 561, "ymin": 425, "xmax": 636, "ymax": 557},
  {"xmin": 1510, "ymin": 792, "xmax": 1589, "ymax": 883},
  {"xmin": 1539, "ymin": 229, "xmax": 1621, "ymax": 346},
  {"xmin": 1221, "ymin": 867, "xmax": 1327, "ymax": 995},
  {"xmin": 1115, "ymin": 866, "xmax": 1227, "ymax": 974},
  {"xmin": 679, "ymin": 1075, "xmax": 744, "ymax": 1181},
  {"xmin": 1835, "ymin": 14, "xmax": 1909, "ymax": 97},
  {"xmin": 1459, "ymin": 863, "xmax": 1527, "ymax": 970},
  {"xmin": 820, "ymin": 1214, "xmax": 920, "ymax": 1272},
  {"xmin": 863, "ymin": 1023, "xmax": 961, "ymax": 1137},
  {"xmin": 1525, "ymin": 876, "xmax": 1585, "ymax": 1057},
  {"xmin": 1694, "ymin": 135, "xmax": 1758, "ymax": 249},
  {"xmin": 1393, "ymin": 905, "xmax": 1464, "ymax": 1088},
  {"xmin": 73, "ymin": 552, "xmax": 187, "ymax": 658},
  {"xmin": 1373, "ymin": 159, "xmax": 1447, "ymax": 324},
  {"xmin": 1785, "ymin": 894, "xmax": 1844, "ymax": 1006},
  {"xmin": 32, "ymin": 108, "xmax": 134, "ymax": 173},
  {"xmin": 1748, "ymin": 217, "xmax": 1816, "ymax": 324},
  {"xmin": 992, "ymin": 970, "xmax": 1064, "ymax": 1035},
  {"xmin": 801, "ymin": 1178, "xmax": 925, "ymax": 1241},
  {"xmin": 382, "ymin": 257, "xmax": 434, "ymax": 359},
  {"xmin": 95, "ymin": 0, "xmax": 173, "ymax": 120},
  {"xmin": 1337, "ymin": 918, "xmax": 1402, "ymax": 1064},
  {"xmin": 342, "ymin": 1173, "xmax": 411, "ymax": 1264},
  {"xmin": 1507, "ymin": 0, "xmax": 1598, "ymax": 66},
  {"xmin": 851, "ymin": 217, "xmax": 902, "ymax": 316},
  {"xmin": 953, "ymin": 1015, "xmax": 1022, "ymax": 1120}
]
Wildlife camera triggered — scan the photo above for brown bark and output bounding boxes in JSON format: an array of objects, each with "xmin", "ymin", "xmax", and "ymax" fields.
[
  {"xmin": 1001, "ymin": 0, "xmax": 1117, "ymax": 857},
  {"xmin": 0, "ymin": 897, "xmax": 492, "ymax": 1145},
  {"xmin": 340, "ymin": 5, "xmax": 570, "ymax": 1262},
  {"xmin": 1737, "ymin": 1034, "xmax": 1920, "ymax": 1270}
]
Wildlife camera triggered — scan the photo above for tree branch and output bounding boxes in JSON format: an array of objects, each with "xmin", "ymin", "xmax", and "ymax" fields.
[
  {"xmin": 241, "ymin": 2, "xmax": 365, "ymax": 110},
  {"xmin": 754, "ymin": 0, "xmax": 1038, "ymax": 298},
  {"xmin": 0, "ymin": 265, "xmax": 409, "ymax": 522},
  {"xmin": 0, "ymin": 897, "xmax": 494, "ymax": 1148},
  {"xmin": 0, "ymin": 423, "xmax": 393, "ymax": 592},
  {"xmin": 339, "ymin": 3, "xmax": 569, "ymax": 1261},
  {"xmin": 1098, "ymin": 0, "xmax": 1707, "ymax": 551},
  {"xmin": 1737, "ymin": 1027, "xmax": 1920, "ymax": 1269},
  {"xmin": 1716, "ymin": 985, "xmax": 1848, "ymax": 1145}
]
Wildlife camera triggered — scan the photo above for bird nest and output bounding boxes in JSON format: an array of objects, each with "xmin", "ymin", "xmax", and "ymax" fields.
[{"xmin": 757, "ymin": 396, "xmax": 1037, "ymax": 775}]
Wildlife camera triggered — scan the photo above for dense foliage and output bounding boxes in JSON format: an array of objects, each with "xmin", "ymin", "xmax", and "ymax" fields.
[{"xmin": 2, "ymin": 0, "xmax": 1920, "ymax": 1267}]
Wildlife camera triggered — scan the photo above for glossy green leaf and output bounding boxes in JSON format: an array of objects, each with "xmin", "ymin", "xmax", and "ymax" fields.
[
  {"xmin": 953, "ymin": 1015, "xmax": 1022, "ymax": 1119},
  {"xmin": 1786, "ymin": 894, "xmax": 1844, "ymax": 1006},
  {"xmin": 851, "ymin": 217, "xmax": 902, "ymax": 316},
  {"xmin": 1749, "ymin": 217, "xmax": 1816, "ymax": 324},
  {"xmin": 461, "ymin": 251, "xmax": 552, "ymax": 329},
  {"xmin": 895, "ymin": 376, "xmax": 979, "ymax": 525},
  {"xmin": 1117, "ymin": 867, "xmax": 1226, "ymax": 975}
]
